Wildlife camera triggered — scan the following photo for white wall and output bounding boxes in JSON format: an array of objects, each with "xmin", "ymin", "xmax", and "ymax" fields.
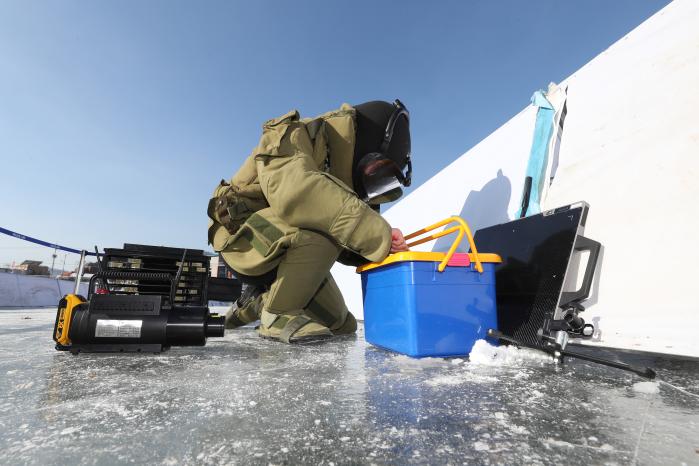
[
  {"xmin": 0, "ymin": 272, "xmax": 88, "ymax": 307},
  {"xmin": 542, "ymin": 0, "xmax": 699, "ymax": 357},
  {"xmin": 336, "ymin": 0, "xmax": 699, "ymax": 357}
]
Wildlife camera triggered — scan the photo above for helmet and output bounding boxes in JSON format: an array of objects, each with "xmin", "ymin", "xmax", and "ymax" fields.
[{"xmin": 353, "ymin": 99, "xmax": 412, "ymax": 204}]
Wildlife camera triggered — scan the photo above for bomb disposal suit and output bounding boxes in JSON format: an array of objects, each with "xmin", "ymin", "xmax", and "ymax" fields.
[{"xmin": 207, "ymin": 100, "xmax": 412, "ymax": 343}]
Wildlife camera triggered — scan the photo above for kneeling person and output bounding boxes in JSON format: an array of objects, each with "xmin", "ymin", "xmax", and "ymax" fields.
[{"xmin": 207, "ymin": 100, "xmax": 412, "ymax": 343}]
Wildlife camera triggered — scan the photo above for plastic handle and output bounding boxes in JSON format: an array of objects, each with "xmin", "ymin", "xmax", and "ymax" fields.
[
  {"xmin": 404, "ymin": 216, "xmax": 483, "ymax": 273},
  {"xmin": 519, "ymin": 176, "xmax": 533, "ymax": 218},
  {"xmin": 74, "ymin": 250, "xmax": 87, "ymax": 295},
  {"xmin": 560, "ymin": 235, "xmax": 602, "ymax": 306}
]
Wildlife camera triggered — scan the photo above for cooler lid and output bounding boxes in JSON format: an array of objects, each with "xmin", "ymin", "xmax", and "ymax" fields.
[{"xmin": 356, "ymin": 251, "xmax": 501, "ymax": 273}]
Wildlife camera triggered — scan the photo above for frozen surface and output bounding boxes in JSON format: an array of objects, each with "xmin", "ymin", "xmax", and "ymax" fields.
[
  {"xmin": 1, "ymin": 308, "xmax": 699, "ymax": 465},
  {"xmin": 632, "ymin": 382, "xmax": 660, "ymax": 395}
]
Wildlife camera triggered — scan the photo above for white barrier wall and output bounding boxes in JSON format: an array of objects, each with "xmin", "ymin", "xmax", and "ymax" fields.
[
  {"xmin": 541, "ymin": 0, "xmax": 699, "ymax": 357},
  {"xmin": 0, "ymin": 272, "xmax": 88, "ymax": 308},
  {"xmin": 335, "ymin": 0, "xmax": 699, "ymax": 357}
]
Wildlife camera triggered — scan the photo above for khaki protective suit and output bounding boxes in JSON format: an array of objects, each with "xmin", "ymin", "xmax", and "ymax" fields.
[{"xmin": 207, "ymin": 104, "xmax": 392, "ymax": 342}]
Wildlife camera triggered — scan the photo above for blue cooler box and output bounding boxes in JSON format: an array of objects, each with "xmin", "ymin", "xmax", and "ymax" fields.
[{"xmin": 359, "ymin": 250, "xmax": 501, "ymax": 358}]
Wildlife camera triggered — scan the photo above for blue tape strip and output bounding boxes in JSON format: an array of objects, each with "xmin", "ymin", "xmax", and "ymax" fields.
[
  {"xmin": 517, "ymin": 90, "xmax": 555, "ymax": 217},
  {"xmin": 0, "ymin": 226, "xmax": 96, "ymax": 256}
]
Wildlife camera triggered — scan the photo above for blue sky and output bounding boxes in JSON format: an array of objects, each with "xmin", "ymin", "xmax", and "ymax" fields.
[{"xmin": 0, "ymin": 0, "xmax": 670, "ymax": 268}]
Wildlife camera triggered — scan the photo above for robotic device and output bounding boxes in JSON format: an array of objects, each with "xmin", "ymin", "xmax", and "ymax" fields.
[{"xmin": 53, "ymin": 249, "xmax": 224, "ymax": 354}]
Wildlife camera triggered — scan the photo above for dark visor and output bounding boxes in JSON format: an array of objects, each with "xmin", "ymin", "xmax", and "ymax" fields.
[{"xmin": 357, "ymin": 153, "xmax": 409, "ymax": 203}]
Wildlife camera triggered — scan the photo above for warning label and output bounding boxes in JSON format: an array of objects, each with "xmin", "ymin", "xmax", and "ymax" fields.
[{"xmin": 95, "ymin": 320, "xmax": 143, "ymax": 338}]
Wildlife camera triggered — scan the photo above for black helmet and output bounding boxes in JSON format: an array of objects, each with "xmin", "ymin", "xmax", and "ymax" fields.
[{"xmin": 353, "ymin": 99, "xmax": 411, "ymax": 204}]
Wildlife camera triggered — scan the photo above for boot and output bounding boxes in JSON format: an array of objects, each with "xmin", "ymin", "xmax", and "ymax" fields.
[
  {"xmin": 257, "ymin": 310, "xmax": 333, "ymax": 343},
  {"xmin": 224, "ymin": 283, "xmax": 264, "ymax": 329},
  {"xmin": 331, "ymin": 311, "xmax": 357, "ymax": 336}
]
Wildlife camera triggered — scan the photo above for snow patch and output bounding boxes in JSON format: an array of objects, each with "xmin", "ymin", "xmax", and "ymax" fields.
[
  {"xmin": 425, "ymin": 375, "xmax": 465, "ymax": 386},
  {"xmin": 473, "ymin": 441, "xmax": 490, "ymax": 451},
  {"xmin": 632, "ymin": 381, "xmax": 659, "ymax": 394},
  {"xmin": 425, "ymin": 371, "xmax": 498, "ymax": 386},
  {"xmin": 468, "ymin": 340, "xmax": 556, "ymax": 366},
  {"xmin": 542, "ymin": 437, "xmax": 575, "ymax": 449},
  {"xmin": 391, "ymin": 355, "xmax": 449, "ymax": 369},
  {"xmin": 491, "ymin": 411, "xmax": 530, "ymax": 436},
  {"xmin": 60, "ymin": 427, "xmax": 80, "ymax": 435}
]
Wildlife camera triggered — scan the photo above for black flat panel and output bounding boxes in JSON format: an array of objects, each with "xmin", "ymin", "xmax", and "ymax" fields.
[{"xmin": 473, "ymin": 204, "xmax": 586, "ymax": 346}]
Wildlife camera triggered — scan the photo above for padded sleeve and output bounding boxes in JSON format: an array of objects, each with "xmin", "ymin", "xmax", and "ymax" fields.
[{"xmin": 254, "ymin": 115, "xmax": 391, "ymax": 262}]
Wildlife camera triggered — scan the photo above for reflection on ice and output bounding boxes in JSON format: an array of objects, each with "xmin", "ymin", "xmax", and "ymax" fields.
[{"xmin": 1, "ymin": 309, "xmax": 698, "ymax": 465}]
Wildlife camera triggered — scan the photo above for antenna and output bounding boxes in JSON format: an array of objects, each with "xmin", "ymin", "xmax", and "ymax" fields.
[
  {"xmin": 73, "ymin": 250, "xmax": 87, "ymax": 295},
  {"xmin": 170, "ymin": 249, "xmax": 188, "ymax": 307},
  {"xmin": 93, "ymin": 246, "xmax": 110, "ymax": 293}
]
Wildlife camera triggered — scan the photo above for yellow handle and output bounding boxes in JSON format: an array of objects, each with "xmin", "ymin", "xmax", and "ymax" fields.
[{"xmin": 404, "ymin": 216, "xmax": 483, "ymax": 273}]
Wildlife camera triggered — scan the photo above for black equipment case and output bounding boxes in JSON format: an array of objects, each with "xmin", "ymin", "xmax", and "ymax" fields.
[{"xmin": 101, "ymin": 244, "xmax": 211, "ymax": 308}]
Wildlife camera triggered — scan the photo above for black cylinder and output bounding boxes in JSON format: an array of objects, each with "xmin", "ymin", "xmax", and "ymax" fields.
[
  {"xmin": 69, "ymin": 304, "xmax": 168, "ymax": 346},
  {"xmin": 165, "ymin": 307, "xmax": 209, "ymax": 346},
  {"xmin": 68, "ymin": 304, "xmax": 223, "ymax": 349},
  {"xmin": 205, "ymin": 315, "xmax": 225, "ymax": 338}
]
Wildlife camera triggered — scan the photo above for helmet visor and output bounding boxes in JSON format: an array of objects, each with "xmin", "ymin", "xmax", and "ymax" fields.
[{"xmin": 357, "ymin": 153, "xmax": 408, "ymax": 204}]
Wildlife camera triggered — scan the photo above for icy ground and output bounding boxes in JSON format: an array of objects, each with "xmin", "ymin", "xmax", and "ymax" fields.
[{"xmin": 1, "ymin": 308, "xmax": 698, "ymax": 465}]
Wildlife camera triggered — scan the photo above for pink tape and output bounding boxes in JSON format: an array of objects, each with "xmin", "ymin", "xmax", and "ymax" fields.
[{"xmin": 446, "ymin": 253, "xmax": 471, "ymax": 267}]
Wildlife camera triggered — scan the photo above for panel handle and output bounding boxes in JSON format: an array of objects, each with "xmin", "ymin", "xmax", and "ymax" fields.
[{"xmin": 560, "ymin": 235, "xmax": 601, "ymax": 306}]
